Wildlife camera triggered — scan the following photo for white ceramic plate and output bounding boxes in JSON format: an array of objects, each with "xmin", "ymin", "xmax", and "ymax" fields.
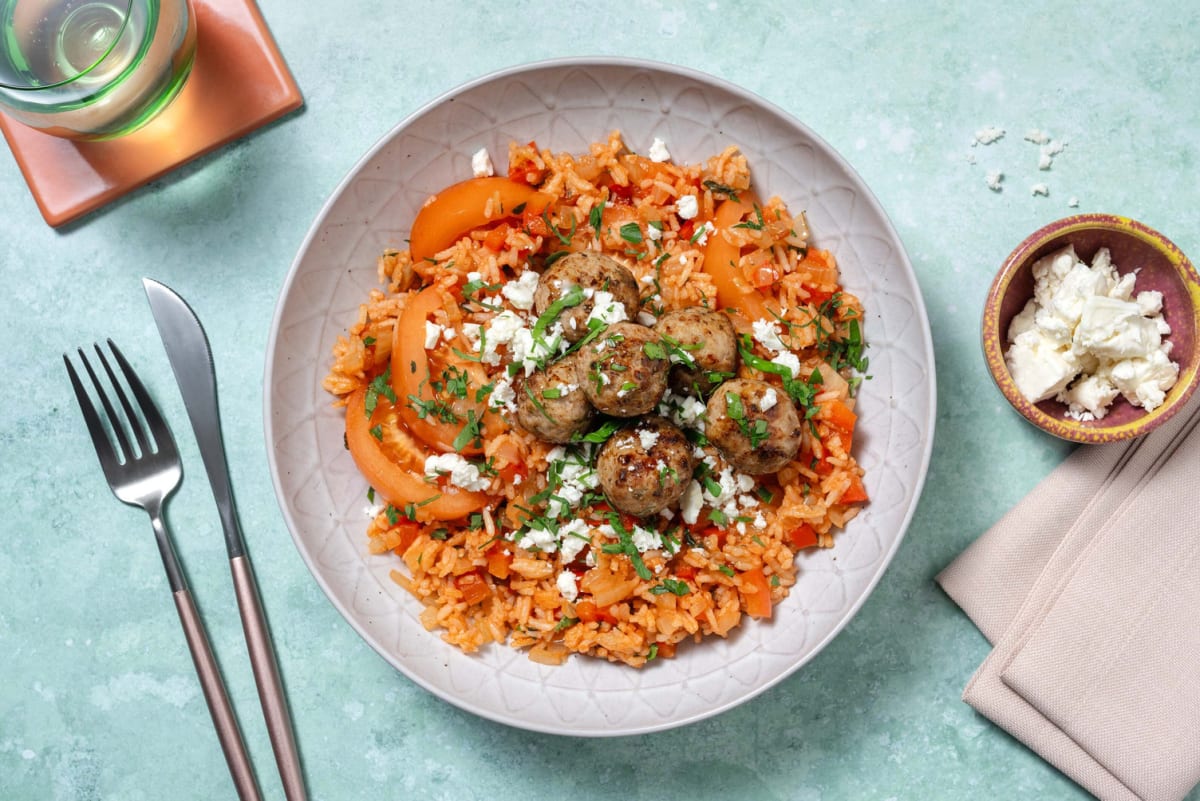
[{"xmin": 265, "ymin": 58, "xmax": 936, "ymax": 736}]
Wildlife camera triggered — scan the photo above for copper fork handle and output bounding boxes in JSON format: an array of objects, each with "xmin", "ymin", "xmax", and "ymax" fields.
[
  {"xmin": 173, "ymin": 589, "xmax": 263, "ymax": 801},
  {"xmin": 231, "ymin": 555, "xmax": 307, "ymax": 801}
]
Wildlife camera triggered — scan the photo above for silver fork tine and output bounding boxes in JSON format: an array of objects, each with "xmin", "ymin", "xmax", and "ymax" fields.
[
  {"xmin": 78, "ymin": 345, "xmax": 135, "ymax": 465},
  {"xmin": 94, "ymin": 341, "xmax": 154, "ymax": 459},
  {"xmin": 64, "ymin": 351, "xmax": 120, "ymax": 479},
  {"xmin": 106, "ymin": 339, "xmax": 176, "ymax": 459}
]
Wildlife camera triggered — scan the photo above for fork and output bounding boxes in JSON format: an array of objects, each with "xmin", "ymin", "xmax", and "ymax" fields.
[{"xmin": 64, "ymin": 341, "xmax": 263, "ymax": 801}]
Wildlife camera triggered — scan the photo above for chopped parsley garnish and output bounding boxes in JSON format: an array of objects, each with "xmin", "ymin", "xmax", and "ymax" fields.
[
  {"xmin": 732, "ymin": 204, "xmax": 766, "ymax": 231},
  {"xmin": 364, "ymin": 366, "xmax": 397, "ymax": 417},
  {"xmin": 650, "ymin": 578, "xmax": 690, "ymax": 596},
  {"xmin": 451, "ymin": 409, "xmax": 483, "ymax": 452},
  {"xmin": 717, "ymin": 565, "xmax": 735, "ymax": 577},
  {"xmin": 572, "ymin": 419, "xmax": 620, "ymax": 444},
  {"xmin": 642, "ymin": 340, "xmax": 666, "ymax": 361},
  {"xmin": 619, "ymin": 222, "xmax": 643, "ymax": 245},
  {"xmin": 702, "ymin": 179, "xmax": 740, "ymax": 201},
  {"xmin": 369, "ymin": 424, "xmax": 383, "ymax": 441},
  {"xmin": 553, "ymin": 616, "xmax": 579, "ymax": 632},
  {"xmin": 589, "ymin": 200, "xmax": 605, "ymax": 233}
]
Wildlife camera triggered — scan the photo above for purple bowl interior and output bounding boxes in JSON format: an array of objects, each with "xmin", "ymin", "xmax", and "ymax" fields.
[{"xmin": 995, "ymin": 224, "xmax": 1196, "ymax": 428}]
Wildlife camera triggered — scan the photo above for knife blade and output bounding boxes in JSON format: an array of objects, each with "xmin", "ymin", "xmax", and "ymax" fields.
[{"xmin": 144, "ymin": 278, "xmax": 308, "ymax": 801}]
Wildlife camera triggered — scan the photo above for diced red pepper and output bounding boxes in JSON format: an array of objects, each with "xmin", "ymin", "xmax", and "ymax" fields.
[
  {"xmin": 454, "ymin": 571, "xmax": 490, "ymax": 606},
  {"xmin": 787, "ymin": 523, "xmax": 819, "ymax": 550}
]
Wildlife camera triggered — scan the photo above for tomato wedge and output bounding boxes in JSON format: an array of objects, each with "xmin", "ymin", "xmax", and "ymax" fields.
[
  {"xmin": 702, "ymin": 197, "xmax": 776, "ymax": 323},
  {"xmin": 389, "ymin": 283, "xmax": 488, "ymax": 454},
  {"xmin": 344, "ymin": 387, "xmax": 487, "ymax": 520},
  {"xmin": 409, "ymin": 177, "xmax": 542, "ymax": 261}
]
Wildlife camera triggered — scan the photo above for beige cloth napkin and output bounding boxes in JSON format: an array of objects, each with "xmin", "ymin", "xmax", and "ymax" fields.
[{"xmin": 937, "ymin": 398, "xmax": 1200, "ymax": 801}]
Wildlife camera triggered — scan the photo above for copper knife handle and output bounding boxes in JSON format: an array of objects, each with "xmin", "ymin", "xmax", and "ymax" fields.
[
  {"xmin": 173, "ymin": 589, "xmax": 262, "ymax": 801},
  {"xmin": 230, "ymin": 555, "xmax": 307, "ymax": 801}
]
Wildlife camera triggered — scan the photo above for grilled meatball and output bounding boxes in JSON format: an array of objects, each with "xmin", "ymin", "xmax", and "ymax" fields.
[
  {"xmin": 596, "ymin": 417, "xmax": 695, "ymax": 517},
  {"xmin": 576, "ymin": 322, "xmax": 669, "ymax": 417},
  {"xmin": 653, "ymin": 308, "xmax": 739, "ymax": 396},
  {"xmin": 533, "ymin": 252, "xmax": 640, "ymax": 342},
  {"xmin": 706, "ymin": 378, "xmax": 802, "ymax": 474},
  {"xmin": 513, "ymin": 353, "xmax": 593, "ymax": 443}
]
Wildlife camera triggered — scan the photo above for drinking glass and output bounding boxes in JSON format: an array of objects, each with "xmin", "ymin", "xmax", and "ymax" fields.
[{"xmin": 0, "ymin": 0, "xmax": 196, "ymax": 140}]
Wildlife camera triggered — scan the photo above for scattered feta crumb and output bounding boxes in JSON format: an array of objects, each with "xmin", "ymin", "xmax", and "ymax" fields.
[
  {"xmin": 758, "ymin": 387, "xmax": 778, "ymax": 412},
  {"xmin": 501, "ymin": 269, "xmax": 540, "ymax": 311},
  {"xmin": 424, "ymin": 321, "xmax": 443, "ymax": 349},
  {"xmin": 471, "ymin": 147, "xmax": 495, "ymax": 178},
  {"xmin": 646, "ymin": 224, "xmax": 663, "ymax": 241},
  {"xmin": 1068, "ymin": 196, "xmax": 1080, "ymax": 208},
  {"xmin": 1031, "ymin": 183, "xmax": 1049, "ymax": 197},
  {"xmin": 586, "ymin": 290, "xmax": 628, "ymax": 326},
  {"xmin": 693, "ymin": 221, "xmax": 715, "ymax": 246},
  {"xmin": 631, "ymin": 525, "xmax": 663, "ymax": 552},
  {"xmin": 556, "ymin": 571, "xmax": 579, "ymax": 602},
  {"xmin": 677, "ymin": 194, "xmax": 699, "ymax": 220},
  {"xmin": 424, "ymin": 453, "xmax": 490, "ymax": 492},
  {"xmin": 638, "ymin": 429, "xmax": 660, "ymax": 450},
  {"xmin": 986, "ymin": 170, "xmax": 1004, "ymax": 192},
  {"xmin": 1024, "ymin": 129, "xmax": 1050, "ymax": 145},
  {"xmin": 648, "ymin": 137, "xmax": 672, "ymax": 163},
  {"xmin": 770, "ymin": 350, "xmax": 802, "ymax": 379},
  {"xmin": 752, "ymin": 319, "xmax": 787, "ymax": 353},
  {"xmin": 974, "ymin": 126, "xmax": 1006, "ymax": 145}
]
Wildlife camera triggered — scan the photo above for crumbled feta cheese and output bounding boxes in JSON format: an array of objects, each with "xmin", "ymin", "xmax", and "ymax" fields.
[
  {"xmin": 556, "ymin": 571, "xmax": 579, "ymax": 602},
  {"xmin": 658, "ymin": 389, "xmax": 707, "ymax": 431},
  {"xmin": 693, "ymin": 221, "xmax": 715, "ymax": 246},
  {"xmin": 488, "ymin": 374, "xmax": 516, "ymax": 410},
  {"xmin": 986, "ymin": 170, "xmax": 1004, "ymax": 192},
  {"xmin": 752, "ymin": 319, "xmax": 787, "ymax": 352},
  {"xmin": 586, "ymin": 290, "xmax": 628, "ymax": 326},
  {"xmin": 677, "ymin": 194, "xmax": 699, "ymax": 220},
  {"xmin": 974, "ymin": 126, "xmax": 1006, "ymax": 145},
  {"xmin": 501, "ymin": 269, "xmax": 540, "ymax": 311},
  {"xmin": 516, "ymin": 527, "xmax": 557, "ymax": 552},
  {"xmin": 558, "ymin": 519, "xmax": 591, "ymax": 563},
  {"xmin": 753, "ymin": 512, "xmax": 767, "ymax": 530},
  {"xmin": 680, "ymin": 480, "xmax": 703, "ymax": 525},
  {"xmin": 471, "ymin": 147, "xmax": 495, "ymax": 178},
  {"xmin": 646, "ymin": 224, "xmax": 663, "ymax": 241},
  {"xmin": 442, "ymin": 327, "xmax": 456, "ymax": 342},
  {"xmin": 1024, "ymin": 129, "xmax": 1050, "ymax": 145},
  {"xmin": 638, "ymin": 429, "xmax": 660, "ymax": 450},
  {"xmin": 424, "ymin": 321, "xmax": 443, "ymax": 350},
  {"xmin": 1031, "ymin": 183, "xmax": 1049, "ymax": 196},
  {"xmin": 770, "ymin": 351, "xmax": 802, "ymax": 379},
  {"xmin": 1068, "ymin": 196, "xmax": 1080, "ymax": 208},
  {"xmin": 1037, "ymin": 151, "xmax": 1053, "ymax": 171},
  {"xmin": 1005, "ymin": 245, "xmax": 1179, "ymax": 416},
  {"xmin": 424, "ymin": 453, "xmax": 490, "ymax": 492},
  {"xmin": 758, "ymin": 387, "xmax": 778, "ymax": 411},
  {"xmin": 648, "ymin": 137, "xmax": 672, "ymax": 163},
  {"xmin": 631, "ymin": 525, "xmax": 663, "ymax": 552}
]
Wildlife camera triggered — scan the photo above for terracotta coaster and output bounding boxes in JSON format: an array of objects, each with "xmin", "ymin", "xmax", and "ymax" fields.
[{"xmin": 0, "ymin": 0, "xmax": 304, "ymax": 227}]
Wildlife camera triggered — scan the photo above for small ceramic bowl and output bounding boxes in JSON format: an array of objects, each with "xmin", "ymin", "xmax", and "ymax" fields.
[{"xmin": 982, "ymin": 214, "xmax": 1200, "ymax": 443}]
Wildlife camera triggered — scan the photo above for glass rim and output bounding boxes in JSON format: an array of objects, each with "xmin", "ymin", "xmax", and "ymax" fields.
[{"xmin": 0, "ymin": 0, "xmax": 139, "ymax": 91}]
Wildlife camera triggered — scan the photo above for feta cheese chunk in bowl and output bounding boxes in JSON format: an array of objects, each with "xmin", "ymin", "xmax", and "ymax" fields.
[{"xmin": 982, "ymin": 214, "xmax": 1200, "ymax": 442}]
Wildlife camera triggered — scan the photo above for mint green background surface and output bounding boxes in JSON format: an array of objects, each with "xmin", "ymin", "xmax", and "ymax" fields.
[{"xmin": 3, "ymin": 2, "xmax": 1197, "ymax": 799}]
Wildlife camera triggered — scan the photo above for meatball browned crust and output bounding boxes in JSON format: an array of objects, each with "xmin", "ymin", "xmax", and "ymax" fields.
[
  {"xmin": 513, "ymin": 353, "xmax": 593, "ymax": 443},
  {"xmin": 596, "ymin": 417, "xmax": 695, "ymax": 517},
  {"xmin": 533, "ymin": 252, "xmax": 640, "ymax": 342},
  {"xmin": 653, "ymin": 308, "xmax": 739, "ymax": 396},
  {"xmin": 576, "ymin": 322, "xmax": 669, "ymax": 417},
  {"xmin": 705, "ymin": 378, "xmax": 802, "ymax": 474}
]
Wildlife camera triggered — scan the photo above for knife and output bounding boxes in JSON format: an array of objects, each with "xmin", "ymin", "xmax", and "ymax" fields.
[{"xmin": 144, "ymin": 278, "xmax": 308, "ymax": 801}]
